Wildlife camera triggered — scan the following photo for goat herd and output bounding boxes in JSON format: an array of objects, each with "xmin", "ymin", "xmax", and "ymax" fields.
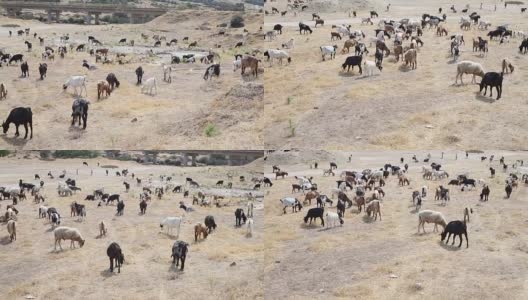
[
  {"xmin": 264, "ymin": 2, "xmax": 528, "ymax": 101},
  {"xmin": 1, "ymin": 162, "xmax": 262, "ymax": 274},
  {"xmin": 0, "ymin": 24, "xmax": 262, "ymax": 139},
  {"xmin": 271, "ymin": 153, "xmax": 527, "ymax": 249}
]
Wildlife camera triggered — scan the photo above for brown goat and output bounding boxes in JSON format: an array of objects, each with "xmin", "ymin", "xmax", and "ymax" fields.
[
  {"xmin": 194, "ymin": 223, "xmax": 208, "ymax": 241},
  {"xmin": 241, "ymin": 55, "xmax": 259, "ymax": 78},
  {"xmin": 304, "ymin": 191, "xmax": 319, "ymax": 205},
  {"xmin": 0, "ymin": 83, "xmax": 7, "ymax": 99},
  {"xmin": 97, "ymin": 81, "xmax": 112, "ymax": 100}
]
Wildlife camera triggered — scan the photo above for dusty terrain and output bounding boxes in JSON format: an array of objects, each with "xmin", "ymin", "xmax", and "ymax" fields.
[
  {"xmin": 264, "ymin": 150, "xmax": 528, "ymax": 299},
  {"xmin": 0, "ymin": 154, "xmax": 264, "ymax": 300},
  {"xmin": 0, "ymin": 9, "xmax": 263, "ymax": 150},
  {"xmin": 264, "ymin": 0, "xmax": 528, "ymax": 149}
]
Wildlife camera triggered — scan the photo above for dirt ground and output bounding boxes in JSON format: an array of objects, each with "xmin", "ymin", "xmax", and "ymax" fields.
[
  {"xmin": 263, "ymin": 0, "xmax": 528, "ymax": 149},
  {"xmin": 0, "ymin": 155, "xmax": 264, "ymax": 300},
  {"xmin": 0, "ymin": 10, "xmax": 263, "ymax": 150},
  {"xmin": 263, "ymin": 150, "xmax": 528, "ymax": 299}
]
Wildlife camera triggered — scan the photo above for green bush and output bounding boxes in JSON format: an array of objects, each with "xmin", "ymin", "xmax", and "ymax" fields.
[
  {"xmin": 230, "ymin": 15, "xmax": 245, "ymax": 28},
  {"xmin": 0, "ymin": 150, "xmax": 10, "ymax": 157},
  {"xmin": 53, "ymin": 150, "xmax": 99, "ymax": 159},
  {"xmin": 204, "ymin": 123, "xmax": 218, "ymax": 137}
]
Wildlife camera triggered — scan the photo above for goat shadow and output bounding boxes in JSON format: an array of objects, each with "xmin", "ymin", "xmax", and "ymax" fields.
[
  {"xmin": 168, "ymin": 263, "xmax": 184, "ymax": 273},
  {"xmin": 0, "ymin": 236, "xmax": 13, "ymax": 245},
  {"xmin": 68, "ymin": 126, "xmax": 86, "ymax": 133},
  {"xmin": 398, "ymin": 64, "xmax": 413, "ymax": 72},
  {"xmin": 475, "ymin": 93, "xmax": 497, "ymax": 103},
  {"xmin": 361, "ymin": 215, "xmax": 375, "ymax": 223},
  {"xmin": 355, "ymin": 74, "xmax": 381, "ymax": 80},
  {"xmin": 338, "ymin": 71, "xmax": 361, "ymax": 78},
  {"xmin": 158, "ymin": 232, "xmax": 179, "ymax": 240},
  {"xmin": 100, "ymin": 269, "xmax": 118, "ymax": 278},
  {"xmin": 300, "ymin": 223, "xmax": 325, "ymax": 230},
  {"xmin": 0, "ymin": 135, "xmax": 30, "ymax": 147},
  {"xmin": 438, "ymin": 240, "xmax": 464, "ymax": 251}
]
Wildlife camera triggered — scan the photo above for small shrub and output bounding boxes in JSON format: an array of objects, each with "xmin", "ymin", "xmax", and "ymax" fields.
[
  {"xmin": 204, "ymin": 123, "xmax": 218, "ymax": 137},
  {"xmin": 288, "ymin": 119, "xmax": 295, "ymax": 137},
  {"xmin": 230, "ymin": 15, "xmax": 245, "ymax": 28}
]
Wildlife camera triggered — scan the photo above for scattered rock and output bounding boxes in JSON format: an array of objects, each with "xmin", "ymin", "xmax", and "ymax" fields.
[
  {"xmin": 275, "ymin": 260, "xmax": 281, "ymax": 264},
  {"xmin": 389, "ymin": 274, "xmax": 398, "ymax": 279},
  {"xmin": 230, "ymin": 262, "xmax": 236, "ymax": 267},
  {"xmin": 355, "ymin": 136, "xmax": 362, "ymax": 140},
  {"xmin": 131, "ymin": 117, "xmax": 138, "ymax": 123},
  {"xmin": 425, "ymin": 124, "xmax": 434, "ymax": 129},
  {"xmin": 414, "ymin": 282, "xmax": 423, "ymax": 290},
  {"xmin": 25, "ymin": 295, "xmax": 36, "ymax": 299},
  {"xmin": 319, "ymin": 289, "xmax": 324, "ymax": 293}
]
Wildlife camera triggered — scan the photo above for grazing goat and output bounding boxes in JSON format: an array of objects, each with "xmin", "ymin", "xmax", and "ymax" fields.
[
  {"xmin": 280, "ymin": 197, "xmax": 302, "ymax": 214},
  {"xmin": 141, "ymin": 77, "xmax": 157, "ymax": 95},
  {"xmin": 304, "ymin": 207, "xmax": 325, "ymax": 226},
  {"xmin": 366, "ymin": 200, "xmax": 382, "ymax": 220},
  {"xmin": 363, "ymin": 60, "xmax": 381, "ymax": 76},
  {"xmin": 264, "ymin": 50, "xmax": 291, "ymax": 66},
  {"xmin": 320, "ymin": 45, "xmax": 337, "ymax": 61},
  {"xmin": 194, "ymin": 223, "xmax": 208, "ymax": 241},
  {"xmin": 403, "ymin": 49, "xmax": 417, "ymax": 69},
  {"xmin": 342, "ymin": 55, "xmax": 362, "ymax": 73},
  {"xmin": 160, "ymin": 216, "xmax": 183, "ymax": 237},
  {"xmin": 501, "ymin": 59, "xmax": 514, "ymax": 74},
  {"xmin": 97, "ymin": 81, "xmax": 111, "ymax": 100},
  {"xmin": 71, "ymin": 98, "xmax": 89, "ymax": 129},
  {"xmin": 2, "ymin": 107, "xmax": 33, "ymax": 139},
  {"xmin": 480, "ymin": 72, "xmax": 503, "ymax": 100},
  {"xmin": 241, "ymin": 56, "xmax": 259, "ymax": 78},
  {"xmin": 107, "ymin": 242, "xmax": 125, "ymax": 273},
  {"xmin": 204, "ymin": 215, "xmax": 217, "ymax": 233},
  {"xmin": 325, "ymin": 212, "xmax": 343, "ymax": 228},
  {"xmin": 203, "ymin": 64, "xmax": 220, "ymax": 80},
  {"xmin": 441, "ymin": 220, "xmax": 469, "ymax": 248},
  {"xmin": 106, "ymin": 73, "xmax": 120, "ymax": 90},
  {"xmin": 39, "ymin": 63, "xmax": 47, "ymax": 80},
  {"xmin": 235, "ymin": 208, "xmax": 247, "ymax": 226},
  {"xmin": 171, "ymin": 241, "xmax": 188, "ymax": 270},
  {"xmin": 63, "ymin": 75, "xmax": 87, "ymax": 96}
]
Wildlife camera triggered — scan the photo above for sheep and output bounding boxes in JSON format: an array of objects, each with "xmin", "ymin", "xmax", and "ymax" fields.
[
  {"xmin": 99, "ymin": 221, "xmax": 107, "ymax": 237},
  {"xmin": 107, "ymin": 242, "xmax": 125, "ymax": 273},
  {"xmin": 480, "ymin": 72, "xmax": 503, "ymax": 100},
  {"xmin": 2, "ymin": 107, "xmax": 33, "ymax": 139},
  {"xmin": 171, "ymin": 241, "xmax": 189, "ymax": 270},
  {"xmin": 501, "ymin": 58, "xmax": 514, "ymax": 74},
  {"xmin": 455, "ymin": 61, "xmax": 485, "ymax": 85},
  {"xmin": 304, "ymin": 207, "xmax": 325, "ymax": 226},
  {"xmin": 366, "ymin": 200, "xmax": 382, "ymax": 221},
  {"xmin": 160, "ymin": 216, "xmax": 182, "ymax": 237},
  {"xmin": 7, "ymin": 219, "xmax": 16, "ymax": 241},
  {"xmin": 403, "ymin": 49, "xmax": 417, "ymax": 69},
  {"xmin": 194, "ymin": 223, "xmax": 208, "ymax": 241},
  {"xmin": 325, "ymin": 211, "xmax": 343, "ymax": 228},
  {"xmin": 441, "ymin": 220, "xmax": 469, "ymax": 248},
  {"xmin": 54, "ymin": 226, "xmax": 85, "ymax": 250},
  {"xmin": 363, "ymin": 60, "xmax": 381, "ymax": 76},
  {"xmin": 418, "ymin": 210, "xmax": 447, "ymax": 233},
  {"xmin": 320, "ymin": 45, "xmax": 338, "ymax": 61},
  {"xmin": 141, "ymin": 77, "xmax": 157, "ymax": 95}
]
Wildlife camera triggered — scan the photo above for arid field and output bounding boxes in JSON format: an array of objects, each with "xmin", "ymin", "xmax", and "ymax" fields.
[
  {"xmin": 264, "ymin": 150, "xmax": 528, "ymax": 299},
  {"xmin": 0, "ymin": 9, "xmax": 263, "ymax": 150},
  {"xmin": 264, "ymin": 0, "xmax": 528, "ymax": 149},
  {"xmin": 0, "ymin": 153, "xmax": 264, "ymax": 300}
]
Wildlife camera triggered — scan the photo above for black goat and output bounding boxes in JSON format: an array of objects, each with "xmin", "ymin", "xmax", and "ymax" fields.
[
  {"xmin": 71, "ymin": 98, "xmax": 89, "ymax": 129},
  {"xmin": 440, "ymin": 220, "xmax": 469, "ymax": 248},
  {"xmin": 480, "ymin": 72, "xmax": 503, "ymax": 100},
  {"xmin": 505, "ymin": 184, "xmax": 513, "ymax": 198},
  {"xmin": 342, "ymin": 56, "xmax": 363, "ymax": 74},
  {"xmin": 39, "ymin": 63, "xmax": 47, "ymax": 80},
  {"xmin": 106, "ymin": 73, "xmax": 120, "ymax": 90},
  {"xmin": 2, "ymin": 107, "xmax": 33, "ymax": 139},
  {"xmin": 21, "ymin": 62, "xmax": 29, "ymax": 77},
  {"xmin": 9, "ymin": 54, "xmax": 23, "ymax": 65},
  {"xmin": 273, "ymin": 24, "xmax": 283, "ymax": 34},
  {"xmin": 480, "ymin": 185, "xmax": 490, "ymax": 201},
  {"xmin": 171, "ymin": 241, "xmax": 189, "ymax": 270},
  {"xmin": 107, "ymin": 242, "xmax": 124, "ymax": 273},
  {"xmin": 139, "ymin": 199, "xmax": 147, "ymax": 214},
  {"xmin": 135, "ymin": 66, "xmax": 144, "ymax": 85},
  {"xmin": 299, "ymin": 23, "xmax": 313, "ymax": 34},
  {"xmin": 116, "ymin": 200, "xmax": 125, "ymax": 216},
  {"xmin": 304, "ymin": 207, "xmax": 325, "ymax": 226},
  {"xmin": 107, "ymin": 194, "xmax": 120, "ymax": 205},
  {"xmin": 203, "ymin": 64, "xmax": 220, "ymax": 80},
  {"xmin": 235, "ymin": 208, "xmax": 247, "ymax": 226},
  {"xmin": 204, "ymin": 215, "xmax": 217, "ymax": 233}
]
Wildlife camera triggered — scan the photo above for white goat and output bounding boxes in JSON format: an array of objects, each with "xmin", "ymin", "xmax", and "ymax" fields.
[
  {"xmin": 265, "ymin": 49, "xmax": 291, "ymax": 66},
  {"xmin": 63, "ymin": 75, "xmax": 87, "ymax": 96},
  {"xmin": 160, "ymin": 216, "xmax": 183, "ymax": 237},
  {"xmin": 325, "ymin": 212, "xmax": 343, "ymax": 228},
  {"xmin": 363, "ymin": 60, "xmax": 380, "ymax": 77},
  {"xmin": 7, "ymin": 219, "xmax": 16, "ymax": 241},
  {"xmin": 141, "ymin": 77, "xmax": 157, "ymax": 95},
  {"xmin": 246, "ymin": 218, "xmax": 254, "ymax": 237},
  {"xmin": 282, "ymin": 38, "xmax": 295, "ymax": 49},
  {"xmin": 320, "ymin": 45, "xmax": 338, "ymax": 61}
]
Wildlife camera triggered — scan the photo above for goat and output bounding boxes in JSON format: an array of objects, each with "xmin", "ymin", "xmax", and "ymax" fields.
[
  {"xmin": 441, "ymin": 220, "xmax": 469, "ymax": 248},
  {"xmin": 107, "ymin": 242, "xmax": 125, "ymax": 273},
  {"xmin": 480, "ymin": 72, "xmax": 503, "ymax": 100},
  {"xmin": 2, "ymin": 107, "xmax": 33, "ymax": 139}
]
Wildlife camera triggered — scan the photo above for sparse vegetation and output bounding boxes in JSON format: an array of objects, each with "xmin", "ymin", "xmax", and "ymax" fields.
[
  {"xmin": 288, "ymin": 119, "xmax": 295, "ymax": 137},
  {"xmin": 230, "ymin": 15, "xmax": 245, "ymax": 28},
  {"xmin": 53, "ymin": 150, "xmax": 100, "ymax": 159},
  {"xmin": 204, "ymin": 123, "xmax": 218, "ymax": 137}
]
